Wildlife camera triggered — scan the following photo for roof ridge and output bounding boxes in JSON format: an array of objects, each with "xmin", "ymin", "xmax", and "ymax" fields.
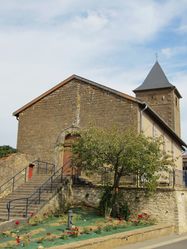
[{"xmin": 13, "ymin": 74, "xmax": 141, "ymax": 116}]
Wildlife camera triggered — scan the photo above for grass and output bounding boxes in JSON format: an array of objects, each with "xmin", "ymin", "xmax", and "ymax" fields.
[{"xmin": 0, "ymin": 207, "xmax": 151, "ymax": 249}]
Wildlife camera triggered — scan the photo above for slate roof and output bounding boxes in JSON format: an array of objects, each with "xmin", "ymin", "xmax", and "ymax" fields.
[{"xmin": 134, "ymin": 61, "xmax": 182, "ymax": 98}]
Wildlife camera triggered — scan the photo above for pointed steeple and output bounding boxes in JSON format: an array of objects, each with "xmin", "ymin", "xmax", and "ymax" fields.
[
  {"xmin": 134, "ymin": 61, "xmax": 174, "ymax": 92},
  {"xmin": 133, "ymin": 61, "xmax": 182, "ymax": 136}
]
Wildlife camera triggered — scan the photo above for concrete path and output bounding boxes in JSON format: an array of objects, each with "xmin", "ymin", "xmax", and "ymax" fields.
[
  {"xmin": 115, "ymin": 233, "xmax": 187, "ymax": 249},
  {"xmin": 156, "ymin": 238, "xmax": 187, "ymax": 249}
]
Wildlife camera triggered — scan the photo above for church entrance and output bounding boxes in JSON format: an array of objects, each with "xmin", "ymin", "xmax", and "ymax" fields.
[{"xmin": 62, "ymin": 134, "xmax": 80, "ymax": 176}]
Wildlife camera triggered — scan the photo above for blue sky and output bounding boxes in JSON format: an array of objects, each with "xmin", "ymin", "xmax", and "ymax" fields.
[{"xmin": 1, "ymin": 0, "xmax": 187, "ymax": 147}]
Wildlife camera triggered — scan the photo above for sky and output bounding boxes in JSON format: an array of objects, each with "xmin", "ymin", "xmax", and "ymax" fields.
[{"xmin": 1, "ymin": 0, "xmax": 187, "ymax": 148}]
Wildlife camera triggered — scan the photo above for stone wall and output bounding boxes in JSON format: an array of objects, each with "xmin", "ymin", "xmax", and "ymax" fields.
[
  {"xmin": 135, "ymin": 88, "xmax": 181, "ymax": 136},
  {"xmin": 142, "ymin": 111, "xmax": 182, "ymax": 169},
  {"xmin": 0, "ymin": 153, "xmax": 34, "ymax": 184},
  {"xmin": 71, "ymin": 186, "xmax": 187, "ymax": 234},
  {"xmin": 17, "ymin": 79, "xmax": 138, "ymax": 163},
  {"xmin": 28, "ymin": 184, "xmax": 187, "ymax": 234},
  {"xmin": 0, "ymin": 153, "xmax": 35, "ymax": 199}
]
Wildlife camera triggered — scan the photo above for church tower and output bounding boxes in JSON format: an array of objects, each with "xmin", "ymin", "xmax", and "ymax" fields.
[{"xmin": 133, "ymin": 61, "xmax": 182, "ymax": 136}]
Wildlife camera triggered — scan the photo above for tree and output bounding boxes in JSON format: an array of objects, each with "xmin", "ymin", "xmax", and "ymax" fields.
[
  {"xmin": 71, "ymin": 127, "xmax": 174, "ymax": 217},
  {"xmin": 0, "ymin": 145, "xmax": 16, "ymax": 158}
]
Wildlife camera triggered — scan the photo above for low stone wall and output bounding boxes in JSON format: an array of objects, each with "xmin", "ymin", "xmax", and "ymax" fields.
[
  {"xmin": 71, "ymin": 186, "xmax": 187, "ymax": 234},
  {"xmin": 0, "ymin": 153, "xmax": 35, "ymax": 199},
  {"xmin": 0, "ymin": 153, "xmax": 34, "ymax": 183},
  {"xmin": 29, "ymin": 185, "xmax": 187, "ymax": 234}
]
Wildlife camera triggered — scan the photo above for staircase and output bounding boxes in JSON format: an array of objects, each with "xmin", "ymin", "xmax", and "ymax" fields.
[
  {"xmin": 0, "ymin": 174, "xmax": 52, "ymax": 221},
  {"xmin": 0, "ymin": 160, "xmax": 65, "ymax": 221}
]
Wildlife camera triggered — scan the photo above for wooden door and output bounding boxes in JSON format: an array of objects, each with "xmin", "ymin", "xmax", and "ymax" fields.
[{"xmin": 62, "ymin": 134, "xmax": 79, "ymax": 176}]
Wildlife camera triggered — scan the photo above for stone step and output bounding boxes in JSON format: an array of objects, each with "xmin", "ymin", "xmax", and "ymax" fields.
[
  {"xmin": 0, "ymin": 202, "xmax": 50, "ymax": 210},
  {"xmin": 0, "ymin": 203, "xmax": 48, "ymax": 213},
  {"xmin": 0, "ymin": 208, "xmax": 38, "ymax": 215},
  {"xmin": 1, "ymin": 191, "xmax": 53, "ymax": 199},
  {"xmin": 0, "ymin": 170, "xmax": 65, "ymax": 220},
  {"xmin": 1, "ymin": 186, "xmax": 59, "ymax": 198},
  {"xmin": 0, "ymin": 197, "xmax": 52, "ymax": 206}
]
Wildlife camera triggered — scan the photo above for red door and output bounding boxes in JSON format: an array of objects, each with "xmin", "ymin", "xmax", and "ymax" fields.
[{"xmin": 28, "ymin": 163, "xmax": 34, "ymax": 180}]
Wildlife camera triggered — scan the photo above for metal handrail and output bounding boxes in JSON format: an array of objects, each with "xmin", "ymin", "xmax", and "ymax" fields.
[
  {"xmin": 0, "ymin": 160, "xmax": 56, "ymax": 197},
  {"xmin": 6, "ymin": 160, "xmax": 75, "ymax": 220}
]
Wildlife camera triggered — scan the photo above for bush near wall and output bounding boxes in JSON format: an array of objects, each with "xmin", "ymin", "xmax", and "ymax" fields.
[{"xmin": 0, "ymin": 145, "xmax": 16, "ymax": 158}]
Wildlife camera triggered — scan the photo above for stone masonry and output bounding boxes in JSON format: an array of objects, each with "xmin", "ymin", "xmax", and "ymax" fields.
[
  {"xmin": 135, "ymin": 88, "xmax": 181, "ymax": 136},
  {"xmin": 17, "ymin": 79, "xmax": 139, "ymax": 163},
  {"xmin": 71, "ymin": 186, "xmax": 187, "ymax": 234},
  {"xmin": 39, "ymin": 185, "xmax": 187, "ymax": 234}
]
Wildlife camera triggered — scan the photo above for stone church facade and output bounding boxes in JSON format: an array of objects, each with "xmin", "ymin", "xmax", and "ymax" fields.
[{"xmin": 13, "ymin": 62, "xmax": 186, "ymax": 169}]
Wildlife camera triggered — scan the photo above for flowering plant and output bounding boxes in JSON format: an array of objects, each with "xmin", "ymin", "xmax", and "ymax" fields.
[
  {"xmin": 138, "ymin": 214, "xmax": 143, "ymax": 219},
  {"xmin": 129, "ymin": 212, "xmax": 154, "ymax": 225},
  {"xmin": 16, "ymin": 235, "xmax": 20, "ymax": 244},
  {"xmin": 15, "ymin": 220, "xmax": 20, "ymax": 225}
]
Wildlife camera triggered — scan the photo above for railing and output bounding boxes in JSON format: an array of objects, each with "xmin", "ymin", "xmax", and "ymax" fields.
[
  {"xmin": 6, "ymin": 163, "xmax": 187, "ymax": 220},
  {"xmin": 0, "ymin": 160, "xmax": 55, "ymax": 198},
  {"xmin": 78, "ymin": 169, "xmax": 176, "ymax": 188},
  {"xmin": 6, "ymin": 160, "xmax": 72, "ymax": 220},
  {"xmin": 34, "ymin": 160, "xmax": 56, "ymax": 175},
  {"xmin": 74, "ymin": 168, "xmax": 187, "ymax": 189}
]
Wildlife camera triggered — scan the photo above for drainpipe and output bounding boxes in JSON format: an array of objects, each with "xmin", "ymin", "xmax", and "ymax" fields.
[{"xmin": 140, "ymin": 103, "xmax": 148, "ymax": 133}]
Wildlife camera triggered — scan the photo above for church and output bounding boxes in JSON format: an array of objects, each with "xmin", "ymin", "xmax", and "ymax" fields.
[{"xmin": 13, "ymin": 61, "xmax": 186, "ymax": 169}]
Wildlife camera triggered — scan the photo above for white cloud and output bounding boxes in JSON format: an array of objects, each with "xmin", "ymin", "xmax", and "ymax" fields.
[
  {"xmin": 161, "ymin": 46, "xmax": 187, "ymax": 59},
  {"xmin": 1, "ymin": 0, "xmax": 187, "ymax": 146},
  {"xmin": 71, "ymin": 11, "xmax": 108, "ymax": 33}
]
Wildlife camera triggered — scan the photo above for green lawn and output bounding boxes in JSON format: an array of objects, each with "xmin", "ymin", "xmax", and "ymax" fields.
[{"xmin": 0, "ymin": 207, "xmax": 151, "ymax": 249}]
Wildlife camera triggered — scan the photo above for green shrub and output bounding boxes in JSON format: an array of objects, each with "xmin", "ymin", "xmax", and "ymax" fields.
[
  {"xmin": 95, "ymin": 226, "xmax": 102, "ymax": 234},
  {"xmin": 60, "ymin": 234, "xmax": 68, "ymax": 240},
  {"xmin": 103, "ymin": 225, "xmax": 113, "ymax": 232},
  {"xmin": 0, "ymin": 145, "xmax": 16, "ymax": 158},
  {"xmin": 98, "ymin": 186, "xmax": 113, "ymax": 217},
  {"xmin": 119, "ymin": 202, "xmax": 131, "ymax": 221}
]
